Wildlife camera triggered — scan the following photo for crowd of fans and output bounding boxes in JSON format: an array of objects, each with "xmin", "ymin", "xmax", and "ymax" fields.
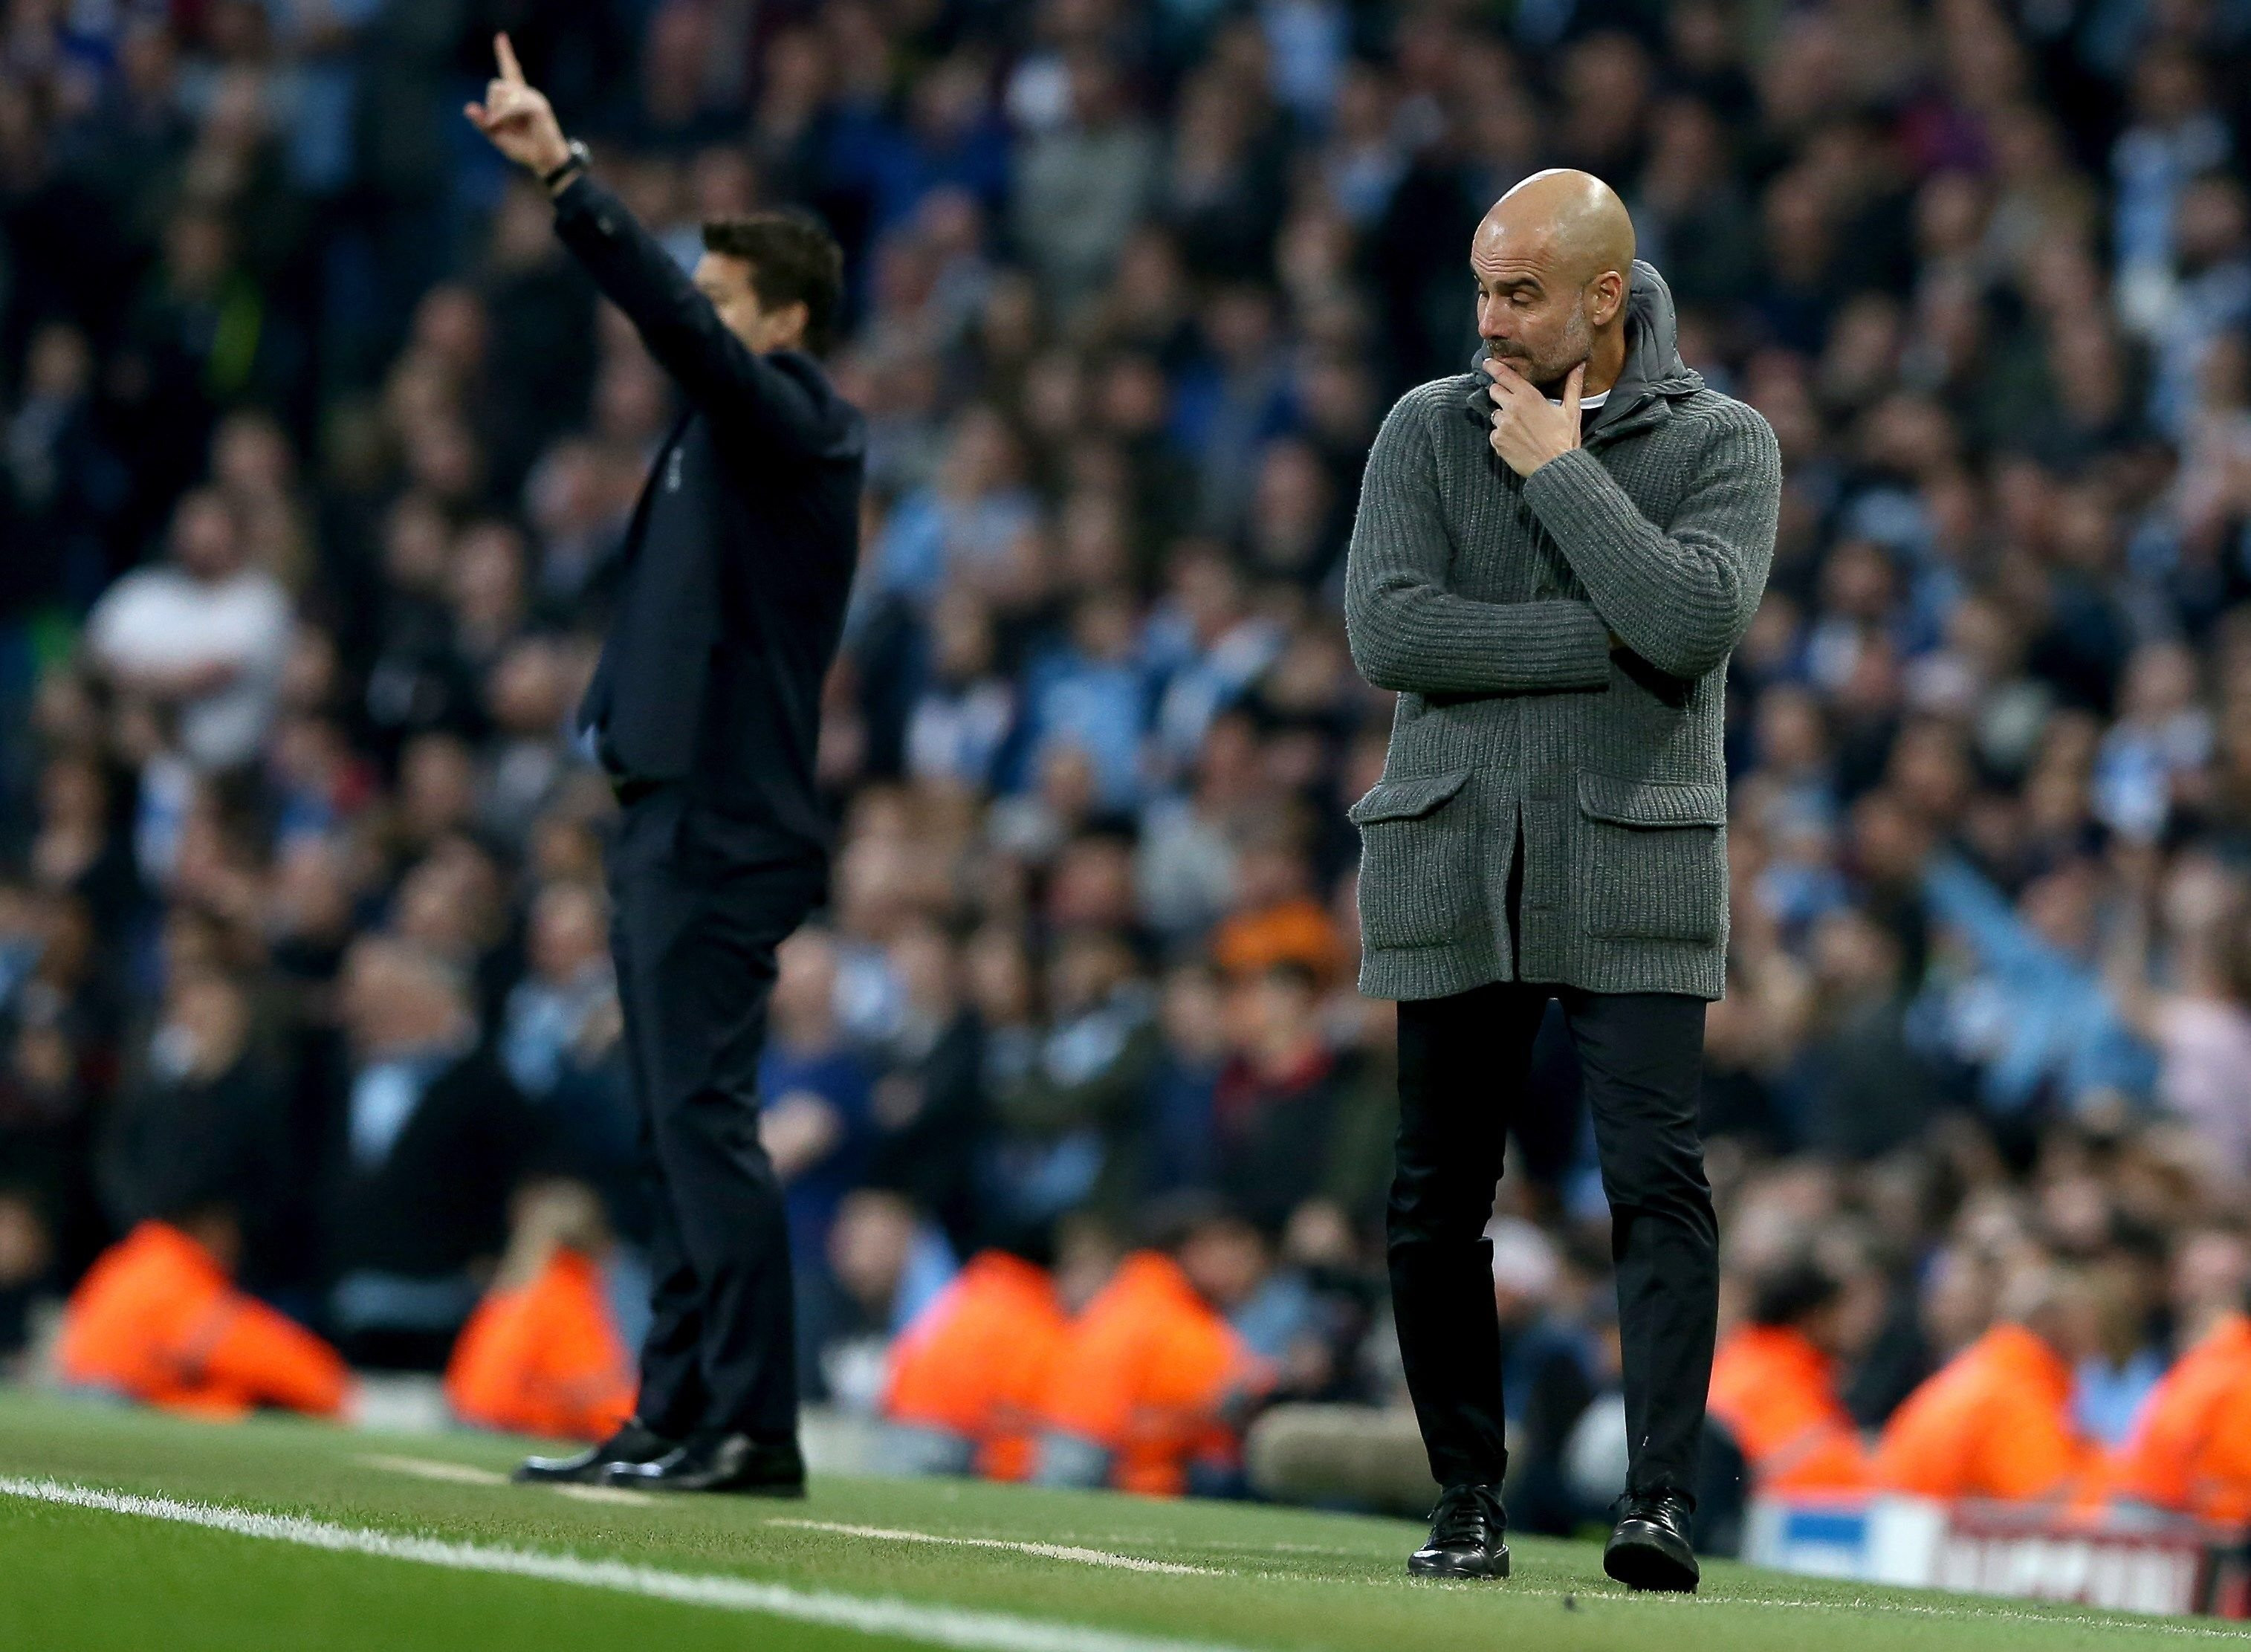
[{"xmin": 3, "ymin": 0, "xmax": 2251, "ymax": 1529}]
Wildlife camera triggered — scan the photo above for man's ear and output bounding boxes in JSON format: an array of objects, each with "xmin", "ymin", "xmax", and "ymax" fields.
[
  {"xmin": 736, "ymin": 286, "xmax": 807, "ymax": 352},
  {"xmin": 1588, "ymin": 269, "xmax": 1627, "ymax": 328}
]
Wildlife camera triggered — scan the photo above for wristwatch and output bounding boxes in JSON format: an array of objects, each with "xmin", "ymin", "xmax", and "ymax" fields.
[{"xmin": 540, "ymin": 138, "xmax": 590, "ymax": 189}]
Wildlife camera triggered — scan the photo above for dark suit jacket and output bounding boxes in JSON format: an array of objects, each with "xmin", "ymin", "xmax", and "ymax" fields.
[
  {"xmin": 556, "ymin": 175, "xmax": 866, "ymax": 859},
  {"xmin": 322, "ymin": 1048, "xmax": 531, "ymax": 1285},
  {"xmin": 98, "ymin": 1052, "xmax": 294, "ymax": 1282}
]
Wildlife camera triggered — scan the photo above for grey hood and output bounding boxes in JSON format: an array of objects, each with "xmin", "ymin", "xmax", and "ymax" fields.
[{"xmin": 1463, "ymin": 259, "xmax": 1703, "ymax": 435}]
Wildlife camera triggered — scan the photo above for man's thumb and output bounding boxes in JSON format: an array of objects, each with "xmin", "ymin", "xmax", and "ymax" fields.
[{"xmin": 1564, "ymin": 363, "xmax": 1584, "ymax": 424}]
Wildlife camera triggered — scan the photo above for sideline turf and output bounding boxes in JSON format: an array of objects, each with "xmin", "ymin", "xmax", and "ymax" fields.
[{"xmin": 0, "ymin": 1389, "xmax": 2239, "ymax": 1651}]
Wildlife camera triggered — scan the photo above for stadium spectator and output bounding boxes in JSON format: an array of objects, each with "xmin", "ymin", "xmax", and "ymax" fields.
[
  {"xmin": 5, "ymin": 323, "xmax": 124, "ymax": 615},
  {"xmin": 762, "ymin": 928, "xmax": 878, "ymax": 1268},
  {"xmin": 864, "ymin": 921, "xmax": 987, "ymax": 1257},
  {"xmin": 96, "ymin": 967, "xmax": 293, "ymax": 1296},
  {"xmin": 2114, "ymin": 1305, "xmax": 2251, "ymax": 1520},
  {"xmin": 445, "ymin": 1181, "xmax": 635, "ymax": 1444},
  {"xmin": 2110, "ymin": 1227, "xmax": 2251, "ymax": 1520},
  {"xmin": 322, "ymin": 937, "xmax": 532, "ymax": 1370},
  {"xmin": 881, "ymin": 1234, "xmax": 1070, "ymax": 1480},
  {"xmin": 1208, "ymin": 833, "xmax": 1349, "ymax": 988},
  {"xmin": 82, "ymin": 488, "xmax": 291, "ymax": 772},
  {"xmin": 499, "ymin": 881, "xmax": 615, "ymax": 1104},
  {"xmin": 984, "ymin": 927, "xmax": 1160, "ymax": 1235},
  {"xmin": 57, "ymin": 1214, "xmax": 350, "ymax": 1420},
  {"xmin": 1707, "ymin": 1257, "xmax": 1874, "ymax": 1494},
  {"xmin": 496, "ymin": 879, "xmax": 634, "ymax": 1223},
  {"xmin": 1033, "ymin": 1201, "xmax": 1271, "ymax": 1497},
  {"xmin": 1208, "ymin": 960, "xmax": 1349, "ymax": 1231},
  {"xmin": 1872, "ymin": 1263, "xmax": 2108, "ymax": 1503},
  {"xmin": 2105, "ymin": 852, "xmax": 2251, "ymax": 1182},
  {"xmin": 807, "ymin": 1188, "xmax": 959, "ymax": 1411}
]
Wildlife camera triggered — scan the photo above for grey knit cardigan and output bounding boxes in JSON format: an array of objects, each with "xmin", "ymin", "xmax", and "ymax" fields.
[{"xmin": 1342, "ymin": 262, "xmax": 1781, "ymax": 1002}]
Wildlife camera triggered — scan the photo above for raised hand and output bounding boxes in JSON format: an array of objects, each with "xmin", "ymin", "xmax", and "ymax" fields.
[
  {"xmin": 464, "ymin": 33, "xmax": 570, "ymax": 177},
  {"xmin": 1483, "ymin": 358, "xmax": 1584, "ymax": 477}
]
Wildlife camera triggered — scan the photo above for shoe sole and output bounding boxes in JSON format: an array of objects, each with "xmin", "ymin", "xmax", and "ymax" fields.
[
  {"xmin": 1602, "ymin": 1532, "xmax": 1698, "ymax": 1593},
  {"xmin": 1407, "ymin": 1547, "xmax": 1511, "ymax": 1580}
]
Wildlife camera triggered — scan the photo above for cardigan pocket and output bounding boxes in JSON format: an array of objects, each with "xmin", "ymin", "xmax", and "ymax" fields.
[
  {"xmin": 1575, "ymin": 772, "xmax": 1728, "ymax": 943},
  {"xmin": 1350, "ymin": 771, "xmax": 1474, "ymax": 949}
]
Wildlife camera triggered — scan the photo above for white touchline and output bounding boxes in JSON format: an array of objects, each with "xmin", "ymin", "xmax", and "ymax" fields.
[
  {"xmin": 767, "ymin": 1518, "xmax": 1227, "ymax": 1576},
  {"xmin": 0, "ymin": 1477, "xmax": 1254, "ymax": 1652},
  {"xmin": 9, "ymin": 1476, "xmax": 2238, "ymax": 1645}
]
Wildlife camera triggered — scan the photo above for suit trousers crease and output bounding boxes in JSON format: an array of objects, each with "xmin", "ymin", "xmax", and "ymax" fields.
[
  {"xmin": 1387, "ymin": 979, "xmax": 1716, "ymax": 1500},
  {"xmin": 607, "ymin": 788, "xmax": 823, "ymax": 1443}
]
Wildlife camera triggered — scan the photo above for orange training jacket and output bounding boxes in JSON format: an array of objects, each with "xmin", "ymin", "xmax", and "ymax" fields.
[
  {"xmin": 1037, "ymin": 1251, "xmax": 1266, "ymax": 1497},
  {"xmin": 1709, "ymin": 1323, "xmax": 1872, "ymax": 1493},
  {"xmin": 56, "ymin": 1221, "xmax": 350, "ymax": 1420},
  {"xmin": 881, "ymin": 1251, "xmax": 1071, "ymax": 1481},
  {"xmin": 2113, "ymin": 1312, "xmax": 2251, "ymax": 1523},
  {"xmin": 444, "ymin": 1247, "xmax": 635, "ymax": 1442},
  {"xmin": 1872, "ymin": 1324, "xmax": 2099, "ymax": 1503}
]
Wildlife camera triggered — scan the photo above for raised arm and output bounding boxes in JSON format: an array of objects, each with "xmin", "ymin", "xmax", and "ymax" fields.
[
  {"xmin": 547, "ymin": 178, "xmax": 850, "ymax": 456},
  {"xmin": 1344, "ymin": 395, "xmax": 1616, "ymax": 697},
  {"xmin": 466, "ymin": 33, "xmax": 851, "ymax": 458},
  {"xmin": 1520, "ymin": 405, "xmax": 1781, "ymax": 681},
  {"xmin": 1923, "ymin": 855, "xmax": 2059, "ymax": 983}
]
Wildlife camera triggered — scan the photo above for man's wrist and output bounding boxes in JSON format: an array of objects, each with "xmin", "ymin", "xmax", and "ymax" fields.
[{"xmin": 540, "ymin": 137, "xmax": 589, "ymax": 194}]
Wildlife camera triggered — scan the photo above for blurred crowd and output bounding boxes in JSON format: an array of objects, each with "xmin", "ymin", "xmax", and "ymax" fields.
[{"xmin": 4, "ymin": 0, "xmax": 2251, "ymax": 1526}]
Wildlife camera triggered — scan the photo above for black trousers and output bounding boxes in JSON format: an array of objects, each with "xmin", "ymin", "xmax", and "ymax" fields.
[
  {"xmin": 606, "ymin": 785, "xmax": 824, "ymax": 1442},
  {"xmin": 1389, "ymin": 982, "xmax": 1716, "ymax": 1500}
]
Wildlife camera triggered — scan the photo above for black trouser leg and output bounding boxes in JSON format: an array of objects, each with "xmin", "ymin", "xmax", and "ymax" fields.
[
  {"xmin": 607, "ymin": 840, "xmax": 704, "ymax": 1437},
  {"xmin": 609, "ymin": 793, "xmax": 820, "ymax": 1442},
  {"xmin": 1561, "ymin": 988, "xmax": 1715, "ymax": 1500},
  {"xmin": 629, "ymin": 1115, "xmax": 710, "ymax": 1436},
  {"xmin": 1387, "ymin": 982, "xmax": 1546, "ymax": 1489}
]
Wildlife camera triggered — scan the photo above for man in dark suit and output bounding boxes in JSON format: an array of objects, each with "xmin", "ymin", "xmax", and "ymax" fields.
[
  {"xmin": 320, "ymin": 938, "xmax": 533, "ymax": 1370},
  {"xmin": 469, "ymin": 36, "xmax": 865, "ymax": 1494}
]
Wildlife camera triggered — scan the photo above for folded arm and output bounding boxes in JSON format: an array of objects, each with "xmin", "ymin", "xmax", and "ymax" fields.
[
  {"xmin": 1344, "ymin": 398, "xmax": 1616, "ymax": 696},
  {"xmin": 1521, "ymin": 406, "xmax": 1781, "ymax": 681},
  {"xmin": 550, "ymin": 175, "xmax": 850, "ymax": 459}
]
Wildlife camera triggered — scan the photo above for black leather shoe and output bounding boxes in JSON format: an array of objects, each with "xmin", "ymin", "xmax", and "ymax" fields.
[
  {"xmin": 1604, "ymin": 1489, "xmax": 1700, "ymax": 1592},
  {"xmin": 603, "ymin": 1430, "xmax": 806, "ymax": 1495},
  {"xmin": 514, "ymin": 1419, "xmax": 675, "ymax": 1485},
  {"xmin": 1408, "ymin": 1483, "xmax": 1510, "ymax": 1578}
]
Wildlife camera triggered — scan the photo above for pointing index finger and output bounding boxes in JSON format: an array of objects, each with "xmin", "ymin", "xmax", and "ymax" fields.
[{"xmin": 495, "ymin": 32, "xmax": 525, "ymax": 85}]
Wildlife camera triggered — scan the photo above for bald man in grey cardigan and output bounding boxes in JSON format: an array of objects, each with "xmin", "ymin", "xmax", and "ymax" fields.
[{"xmin": 1344, "ymin": 171, "xmax": 1780, "ymax": 1590}]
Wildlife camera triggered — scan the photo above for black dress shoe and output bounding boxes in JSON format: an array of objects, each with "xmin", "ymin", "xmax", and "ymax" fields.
[
  {"xmin": 603, "ymin": 1430, "xmax": 807, "ymax": 1495},
  {"xmin": 1604, "ymin": 1489, "xmax": 1700, "ymax": 1592},
  {"xmin": 514, "ymin": 1419, "xmax": 675, "ymax": 1485},
  {"xmin": 1408, "ymin": 1483, "xmax": 1510, "ymax": 1578}
]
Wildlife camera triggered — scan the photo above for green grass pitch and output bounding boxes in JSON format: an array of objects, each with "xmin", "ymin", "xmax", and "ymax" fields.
[{"xmin": 0, "ymin": 1390, "xmax": 2238, "ymax": 1651}]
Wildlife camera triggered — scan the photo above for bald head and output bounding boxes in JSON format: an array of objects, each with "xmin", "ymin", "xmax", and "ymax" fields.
[
  {"xmin": 1471, "ymin": 169, "xmax": 1637, "ymax": 394},
  {"xmin": 1480, "ymin": 169, "xmax": 1636, "ymax": 286}
]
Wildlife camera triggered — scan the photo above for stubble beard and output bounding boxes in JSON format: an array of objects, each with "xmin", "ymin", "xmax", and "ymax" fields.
[{"xmin": 1526, "ymin": 304, "xmax": 1593, "ymax": 397}]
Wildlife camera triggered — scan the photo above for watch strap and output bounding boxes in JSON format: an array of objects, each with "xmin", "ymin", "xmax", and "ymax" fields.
[{"xmin": 540, "ymin": 140, "xmax": 589, "ymax": 188}]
